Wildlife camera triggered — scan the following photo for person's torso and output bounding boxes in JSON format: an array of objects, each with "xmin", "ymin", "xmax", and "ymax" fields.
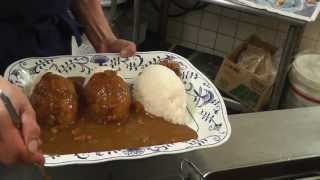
[
  {"xmin": 0, "ymin": 0, "xmax": 81, "ymax": 71},
  {"xmin": 0, "ymin": 0, "xmax": 71, "ymax": 19}
]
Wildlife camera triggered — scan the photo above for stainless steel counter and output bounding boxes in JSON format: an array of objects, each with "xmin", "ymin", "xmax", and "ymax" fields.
[
  {"xmin": 1, "ymin": 107, "xmax": 320, "ymax": 180},
  {"xmin": 189, "ymin": 106, "xmax": 320, "ymax": 174}
]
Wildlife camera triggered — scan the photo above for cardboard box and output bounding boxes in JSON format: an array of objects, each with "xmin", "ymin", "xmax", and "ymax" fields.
[{"xmin": 215, "ymin": 35, "xmax": 277, "ymax": 111}]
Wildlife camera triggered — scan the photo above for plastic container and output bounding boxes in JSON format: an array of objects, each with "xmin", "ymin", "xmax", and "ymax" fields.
[{"xmin": 284, "ymin": 53, "xmax": 320, "ymax": 108}]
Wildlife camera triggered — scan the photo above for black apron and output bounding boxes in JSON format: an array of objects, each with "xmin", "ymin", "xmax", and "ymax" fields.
[{"xmin": 0, "ymin": 0, "xmax": 82, "ymax": 74}]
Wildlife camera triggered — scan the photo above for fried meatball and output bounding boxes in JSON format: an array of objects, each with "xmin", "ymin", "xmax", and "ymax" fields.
[
  {"xmin": 83, "ymin": 70, "xmax": 130, "ymax": 123},
  {"xmin": 159, "ymin": 59, "xmax": 181, "ymax": 77},
  {"xmin": 30, "ymin": 72, "xmax": 78, "ymax": 128}
]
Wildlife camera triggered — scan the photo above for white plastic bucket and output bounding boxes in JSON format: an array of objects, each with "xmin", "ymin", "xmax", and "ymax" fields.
[{"xmin": 284, "ymin": 53, "xmax": 320, "ymax": 108}]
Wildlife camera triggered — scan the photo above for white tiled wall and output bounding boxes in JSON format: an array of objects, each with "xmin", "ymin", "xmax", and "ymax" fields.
[{"xmin": 166, "ymin": 4, "xmax": 320, "ymax": 56}]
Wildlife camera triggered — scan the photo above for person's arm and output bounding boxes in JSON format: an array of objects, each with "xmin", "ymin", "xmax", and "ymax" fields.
[
  {"xmin": 71, "ymin": 0, "xmax": 136, "ymax": 57},
  {"xmin": 0, "ymin": 77, "xmax": 44, "ymax": 165}
]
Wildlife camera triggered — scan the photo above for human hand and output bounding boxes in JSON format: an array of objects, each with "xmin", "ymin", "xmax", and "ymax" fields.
[
  {"xmin": 95, "ymin": 38, "xmax": 136, "ymax": 58},
  {"xmin": 71, "ymin": 0, "xmax": 136, "ymax": 57},
  {"xmin": 306, "ymin": 0, "xmax": 316, "ymax": 4},
  {"xmin": 0, "ymin": 77, "xmax": 44, "ymax": 166}
]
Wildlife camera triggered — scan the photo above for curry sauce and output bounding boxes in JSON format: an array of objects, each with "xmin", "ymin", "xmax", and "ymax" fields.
[{"xmin": 40, "ymin": 77, "xmax": 197, "ymax": 155}]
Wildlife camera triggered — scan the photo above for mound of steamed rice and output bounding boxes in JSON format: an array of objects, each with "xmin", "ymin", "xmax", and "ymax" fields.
[{"xmin": 133, "ymin": 65, "xmax": 187, "ymax": 125}]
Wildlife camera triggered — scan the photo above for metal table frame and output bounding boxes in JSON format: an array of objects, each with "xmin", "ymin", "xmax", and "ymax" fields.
[{"xmin": 132, "ymin": 0, "xmax": 307, "ymax": 110}]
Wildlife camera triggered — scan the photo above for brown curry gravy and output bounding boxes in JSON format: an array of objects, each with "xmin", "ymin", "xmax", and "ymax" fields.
[{"xmin": 40, "ymin": 77, "xmax": 197, "ymax": 155}]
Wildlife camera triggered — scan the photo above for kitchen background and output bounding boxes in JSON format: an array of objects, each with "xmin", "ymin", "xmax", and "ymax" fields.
[
  {"xmin": 74, "ymin": 1, "xmax": 320, "ymax": 56},
  {"xmin": 165, "ymin": 4, "xmax": 319, "ymax": 56},
  {"xmin": 71, "ymin": 0, "xmax": 320, "ymax": 113}
]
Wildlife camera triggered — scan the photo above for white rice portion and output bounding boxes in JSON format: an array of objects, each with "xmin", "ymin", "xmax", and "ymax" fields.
[{"xmin": 133, "ymin": 65, "xmax": 188, "ymax": 125}]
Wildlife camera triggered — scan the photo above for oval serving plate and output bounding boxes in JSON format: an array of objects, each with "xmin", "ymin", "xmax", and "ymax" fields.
[{"xmin": 4, "ymin": 51, "xmax": 231, "ymax": 167}]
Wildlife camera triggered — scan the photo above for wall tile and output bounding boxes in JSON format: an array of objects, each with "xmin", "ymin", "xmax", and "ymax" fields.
[
  {"xmin": 236, "ymin": 22, "xmax": 256, "ymax": 40},
  {"xmin": 273, "ymin": 32, "xmax": 287, "ymax": 48},
  {"xmin": 221, "ymin": 8, "xmax": 240, "ymax": 19},
  {"xmin": 256, "ymin": 27, "xmax": 277, "ymax": 45},
  {"xmin": 198, "ymin": 29, "xmax": 217, "ymax": 48},
  {"xmin": 183, "ymin": 25, "xmax": 199, "ymax": 43},
  {"xmin": 169, "ymin": 15, "xmax": 185, "ymax": 23},
  {"xmin": 315, "ymin": 40, "xmax": 320, "ymax": 51},
  {"xmin": 218, "ymin": 17, "xmax": 238, "ymax": 36},
  {"xmin": 300, "ymin": 37, "xmax": 316, "ymax": 50},
  {"xmin": 233, "ymin": 39, "xmax": 244, "ymax": 49},
  {"xmin": 257, "ymin": 16, "xmax": 279, "ymax": 30},
  {"xmin": 167, "ymin": 20, "xmax": 183, "ymax": 39},
  {"xmin": 201, "ymin": 12, "xmax": 220, "ymax": 31},
  {"xmin": 166, "ymin": 37, "xmax": 181, "ymax": 45},
  {"xmin": 240, "ymin": 12, "xmax": 260, "ymax": 24},
  {"xmin": 165, "ymin": 7, "xmax": 320, "ymax": 57},
  {"xmin": 215, "ymin": 34, "xmax": 234, "ymax": 53},
  {"xmin": 184, "ymin": 10, "xmax": 202, "ymax": 26},
  {"xmin": 304, "ymin": 21, "xmax": 320, "ymax": 39},
  {"xmin": 278, "ymin": 22, "xmax": 289, "ymax": 33}
]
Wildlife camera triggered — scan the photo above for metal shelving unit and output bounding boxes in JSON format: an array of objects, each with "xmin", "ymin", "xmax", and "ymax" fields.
[
  {"xmin": 132, "ymin": 0, "xmax": 307, "ymax": 111},
  {"xmin": 201, "ymin": 0, "xmax": 307, "ymax": 110}
]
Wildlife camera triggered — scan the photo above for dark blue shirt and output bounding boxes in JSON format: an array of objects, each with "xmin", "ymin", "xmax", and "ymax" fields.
[
  {"xmin": 0, "ymin": 0, "xmax": 82, "ymax": 74},
  {"xmin": 1, "ymin": 0, "xmax": 70, "ymax": 19}
]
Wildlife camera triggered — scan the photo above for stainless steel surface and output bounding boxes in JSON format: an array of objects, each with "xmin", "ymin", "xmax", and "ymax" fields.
[
  {"xmin": 0, "ymin": 90, "xmax": 22, "ymax": 131},
  {"xmin": 1, "ymin": 107, "xmax": 320, "ymax": 180},
  {"xmin": 201, "ymin": 159, "xmax": 320, "ymax": 180},
  {"xmin": 180, "ymin": 159, "xmax": 206, "ymax": 180},
  {"xmin": 190, "ymin": 106, "xmax": 320, "ymax": 174},
  {"xmin": 222, "ymin": 97, "xmax": 246, "ymax": 112}
]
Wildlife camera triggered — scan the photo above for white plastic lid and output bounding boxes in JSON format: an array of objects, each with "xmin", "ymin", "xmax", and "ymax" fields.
[{"xmin": 292, "ymin": 54, "xmax": 320, "ymax": 90}]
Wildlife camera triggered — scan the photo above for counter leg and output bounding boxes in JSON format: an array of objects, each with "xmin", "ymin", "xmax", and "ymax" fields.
[{"xmin": 269, "ymin": 24, "xmax": 305, "ymax": 110}]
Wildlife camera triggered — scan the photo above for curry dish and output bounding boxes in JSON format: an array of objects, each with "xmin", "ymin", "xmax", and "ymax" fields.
[{"xmin": 32, "ymin": 75, "xmax": 197, "ymax": 155}]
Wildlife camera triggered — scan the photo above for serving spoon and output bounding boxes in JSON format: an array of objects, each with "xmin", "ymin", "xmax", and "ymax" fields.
[{"xmin": 0, "ymin": 90, "xmax": 51, "ymax": 180}]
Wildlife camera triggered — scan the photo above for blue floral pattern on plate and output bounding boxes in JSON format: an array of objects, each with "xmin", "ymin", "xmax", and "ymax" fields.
[{"xmin": 4, "ymin": 51, "xmax": 231, "ymax": 167}]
